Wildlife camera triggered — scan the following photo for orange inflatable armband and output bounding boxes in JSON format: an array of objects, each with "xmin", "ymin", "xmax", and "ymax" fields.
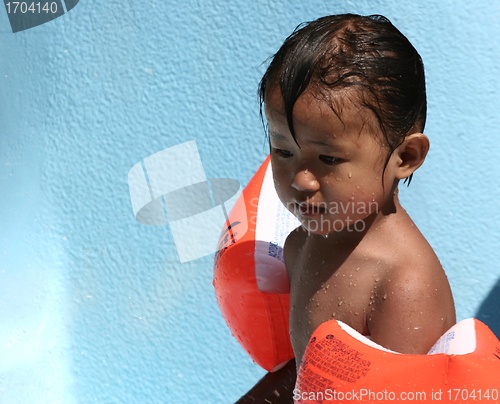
[
  {"xmin": 213, "ymin": 157, "xmax": 299, "ymax": 372},
  {"xmin": 295, "ymin": 318, "xmax": 500, "ymax": 403}
]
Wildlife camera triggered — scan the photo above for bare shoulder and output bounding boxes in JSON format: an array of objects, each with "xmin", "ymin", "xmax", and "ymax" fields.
[{"xmin": 367, "ymin": 221, "xmax": 456, "ymax": 354}]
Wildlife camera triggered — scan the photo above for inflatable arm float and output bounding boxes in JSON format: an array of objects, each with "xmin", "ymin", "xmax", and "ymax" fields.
[
  {"xmin": 295, "ymin": 318, "xmax": 500, "ymax": 403},
  {"xmin": 213, "ymin": 156, "xmax": 298, "ymax": 371}
]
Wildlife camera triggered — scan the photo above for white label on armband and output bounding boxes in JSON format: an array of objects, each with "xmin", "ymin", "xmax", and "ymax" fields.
[
  {"xmin": 254, "ymin": 162, "xmax": 300, "ymax": 293},
  {"xmin": 427, "ymin": 318, "xmax": 477, "ymax": 355},
  {"xmin": 337, "ymin": 321, "xmax": 398, "ymax": 353}
]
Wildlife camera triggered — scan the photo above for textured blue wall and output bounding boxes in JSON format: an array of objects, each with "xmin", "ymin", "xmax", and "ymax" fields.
[{"xmin": 0, "ymin": 0, "xmax": 499, "ymax": 402}]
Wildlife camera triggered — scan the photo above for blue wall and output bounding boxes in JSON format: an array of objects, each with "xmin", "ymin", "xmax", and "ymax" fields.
[{"xmin": 0, "ymin": 0, "xmax": 499, "ymax": 402}]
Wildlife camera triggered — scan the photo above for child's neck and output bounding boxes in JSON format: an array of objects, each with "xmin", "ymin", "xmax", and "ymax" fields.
[{"xmin": 308, "ymin": 189, "xmax": 403, "ymax": 248}]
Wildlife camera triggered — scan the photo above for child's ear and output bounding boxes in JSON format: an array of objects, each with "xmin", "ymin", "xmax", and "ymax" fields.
[{"xmin": 393, "ymin": 133, "xmax": 429, "ymax": 180}]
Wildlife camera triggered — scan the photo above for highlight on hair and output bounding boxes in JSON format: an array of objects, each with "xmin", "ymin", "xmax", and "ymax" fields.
[{"xmin": 259, "ymin": 14, "xmax": 427, "ymax": 185}]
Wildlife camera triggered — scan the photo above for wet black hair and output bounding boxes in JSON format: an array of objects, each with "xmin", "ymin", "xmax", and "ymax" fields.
[{"xmin": 259, "ymin": 14, "xmax": 427, "ymax": 185}]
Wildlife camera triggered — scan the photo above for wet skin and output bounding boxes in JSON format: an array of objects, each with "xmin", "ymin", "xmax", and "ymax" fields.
[{"xmin": 266, "ymin": 89, "xmax": 456, "ymax": 368}]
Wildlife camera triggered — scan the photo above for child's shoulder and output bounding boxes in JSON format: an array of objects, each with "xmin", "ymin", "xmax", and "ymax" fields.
[
  {"xmin": 363, "ymin": 215, "xmax": 456, "ymax": 352},
  {"xmin": 363, "ymin": 212, "xmax": 448, "ymax": 300},
  {"xmin": 374, "ymin": 212, "xmax": 443, "ymax": 279}
]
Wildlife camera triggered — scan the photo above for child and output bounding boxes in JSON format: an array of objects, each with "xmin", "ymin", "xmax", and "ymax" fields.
[{"xmin": 238, "ymin": 13, "xmax": 456, "ymax": 403}]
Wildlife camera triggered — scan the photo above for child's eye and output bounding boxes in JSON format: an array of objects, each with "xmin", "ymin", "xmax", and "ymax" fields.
[
  {"xmin": 273, "ymin": 148, "xmax": 293, "ymax": 158},
  {"xmin": 319, "ymin": 155, "xmax": 340, "ymax": 165}
]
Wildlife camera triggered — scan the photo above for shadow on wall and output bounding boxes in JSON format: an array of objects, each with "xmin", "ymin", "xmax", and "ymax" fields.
[{"xmin": 476, "ymin": 279, "xmax": 500, "ymax": 337}]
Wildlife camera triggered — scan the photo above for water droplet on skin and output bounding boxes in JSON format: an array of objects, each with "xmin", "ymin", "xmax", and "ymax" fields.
[
  {"xmin": 354, "ymin": 312, "xmax": 359, "ymax": 316},
  {"xmin": 383, "ymin": 292, "xmax": 388, "ymax": 300},
  {"xmin": 348, "ymin": 172, "xmax": 352, "ymax": 178},
  {"xmin": 304, "ymin": 169, "xmax": 308, "ymax": 174},
  {"xmin": 332, "ymin": 312, "xmax": 336, "ymax": 317},
  {"xmin": 338, "ymin": 301, "xmax": 344, "ymax": 306}
]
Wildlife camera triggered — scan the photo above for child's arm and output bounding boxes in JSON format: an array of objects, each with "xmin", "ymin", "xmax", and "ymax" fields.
[
  {"xmin": 236, "ymin": 359, "xmax": 296, "ymax": 403},
  {"xmin": 368, "ymin": 265, "xmax": 456, "ymax": 354}
]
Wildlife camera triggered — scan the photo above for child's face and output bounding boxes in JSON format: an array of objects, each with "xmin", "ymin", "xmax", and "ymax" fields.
[{"xmin": 266, "ymin": 89, "xmax": 398, "ymax": 236}]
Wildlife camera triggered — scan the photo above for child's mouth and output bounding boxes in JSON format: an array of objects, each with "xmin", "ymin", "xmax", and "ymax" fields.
[{"xmin": 296, "ymin": 202, "xmax": 326, "ymax": 216}]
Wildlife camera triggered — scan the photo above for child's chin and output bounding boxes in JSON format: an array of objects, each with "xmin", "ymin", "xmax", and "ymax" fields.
[
  {"xmin": 300, "ymin": 219, "xmax": 343, "ymax": 236},
  {"xmin": 300, "ymin": 216, "xmax": 367, "ymax": 236}
]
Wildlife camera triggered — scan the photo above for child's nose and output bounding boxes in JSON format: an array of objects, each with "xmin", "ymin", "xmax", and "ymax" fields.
[{"xmin": 292, "ymin": 169, "xmax": 320, "ymax": 192}]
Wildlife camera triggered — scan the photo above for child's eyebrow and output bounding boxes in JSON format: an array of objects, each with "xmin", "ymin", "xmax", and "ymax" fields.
[
  {"xmin": 269, "ymin": 132, "xmax": 289, "ymax": 142},
  {"xmin": 270, "ymin": 132, "xmax": 341, "ymax": 149}
]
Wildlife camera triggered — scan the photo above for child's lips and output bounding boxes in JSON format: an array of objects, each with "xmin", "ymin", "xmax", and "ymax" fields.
[{"xmin": 296, "ymin": 202, "xmax": 326, "ymax": 216}]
